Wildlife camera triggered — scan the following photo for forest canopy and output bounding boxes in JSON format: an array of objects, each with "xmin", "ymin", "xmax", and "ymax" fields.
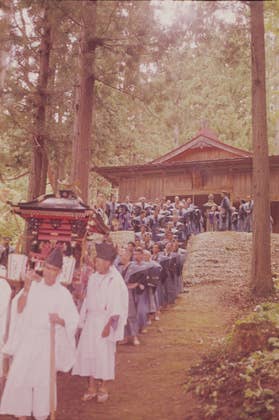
[{"xmin": 0, "ymin": 0, "xmax": 278, "ymax": 208}]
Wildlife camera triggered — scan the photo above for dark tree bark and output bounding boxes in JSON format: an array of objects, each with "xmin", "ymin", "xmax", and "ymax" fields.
[
  {"xmin": 28, "ymin": 1, "xmax": 52, "ymax": 199},
  {"xmin": 71, "ymin": 0, "xmax": 97, "ymax": 203},
  {"xmin": 250, "ymin": 1, "xmax": 273, "ymax": 296},
  {"xmin": 0, "ymin": 0, "xmax": 11, "ymax": 99}
]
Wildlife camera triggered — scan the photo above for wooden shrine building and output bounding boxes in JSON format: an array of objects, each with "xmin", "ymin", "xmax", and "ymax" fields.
[{"xmin": 93, "ymin": 128, "xmax": 279, "ymax": 232}]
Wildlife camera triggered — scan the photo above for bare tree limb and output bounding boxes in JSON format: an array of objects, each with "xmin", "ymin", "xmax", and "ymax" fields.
[
  {"xmin": 95, "ymin": 76, "xmax": 161, "ymax": 120},
  {"xmin": 99, "ymin": 2, "xmax": 118, "ymax": 37},
  {"xmin": 2, "ymin": 171, "xmax": 29, "ymax": 182},
  {"xmin": 56, "ymin": 4, "xmax": 83, "ymax": 28}
]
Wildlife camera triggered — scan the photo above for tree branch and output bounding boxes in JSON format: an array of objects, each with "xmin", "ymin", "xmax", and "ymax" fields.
[
  {"xmin": 56, "ymin": 4, "xmax": 83, "ymax": 28},
  {"xmin": 2, "ymin": 171, "xmax": 29, "ymax": 182},
  {"xmin": 99, "ymin": 3, "xmax": 119, "ymax": 37},
  {"xmin": 95, "ymin": 76, "xmax": 161, "ymax": 120}
]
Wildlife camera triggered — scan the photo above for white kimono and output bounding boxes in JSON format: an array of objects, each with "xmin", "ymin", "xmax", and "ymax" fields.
[
  {"xmin": 72, "ymin": 265, "xmax": 128, "ymax": 381},
  {"xmin": 0, "ymin": 272, "xmax": 11, "ymax": 377},
  {"xmin": 0, "ymin": 280, "xmax": 79, "ymax": 419}
]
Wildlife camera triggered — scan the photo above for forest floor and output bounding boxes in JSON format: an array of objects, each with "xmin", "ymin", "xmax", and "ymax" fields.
[
  {"xmin": 3, "ymin": 232, "xmax": 279, "ymax": 420},
  {"xmin": 54, "ymin": 232, "xmax": 279, "ymax": 420}
]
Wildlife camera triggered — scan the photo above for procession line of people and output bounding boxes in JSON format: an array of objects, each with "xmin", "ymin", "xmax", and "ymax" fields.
[
  {"xmin": 0, "ymin": 190, "xmax": 258, "ymax": 419},
  {"xmin": 0, "ymin": 244, "xmax": 128, "ymax": 419}
]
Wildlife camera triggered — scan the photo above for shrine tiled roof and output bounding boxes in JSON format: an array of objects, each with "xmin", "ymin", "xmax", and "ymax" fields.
[{"xmin": 150, "ymin": 128, "xmax": 252, "ymax": 164}]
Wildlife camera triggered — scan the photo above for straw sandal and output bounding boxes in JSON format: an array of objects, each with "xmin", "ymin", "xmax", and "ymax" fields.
[
  {"xmin": 81, "ymin": 390, "xmax": 97, "ymax": 401},
  {"xmin": 97, "ymin": 391, "xmax": 109, "ymax": 403}
]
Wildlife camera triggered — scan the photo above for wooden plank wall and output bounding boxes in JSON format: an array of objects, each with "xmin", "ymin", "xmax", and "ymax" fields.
[
  {"xmin": 118, "ymin": 167, "xmax": 279, "ymax": 203},
  {"xmin": 270, "ymin": 167, "xmax": 279, "ymax": 200}
]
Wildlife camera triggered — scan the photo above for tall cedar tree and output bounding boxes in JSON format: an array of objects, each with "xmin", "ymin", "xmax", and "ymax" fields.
[
  {"xmin": 250, "ymin": 1, "xmax": 273, "ymax": 296},
  {"xmin": 71, "ymin": 0, "xmax": 97, "ymax": 203},
  {"xmin": 28, "ymin": 1, "xmax": 52, "ymax": 199},
  {"xmin": 0, "ymin": 0, "xmax": 11, "ymax": 98}
]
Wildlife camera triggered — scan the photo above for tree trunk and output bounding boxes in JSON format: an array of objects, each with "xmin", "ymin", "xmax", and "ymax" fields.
[
  {"xmin": 71, "ymin": 0, "xmax": 97, "ymax": 204},
  {"xmin": 275, "ymin": 118, "xmax": 279, "ymax": 153},
  {"xmin": 0, "ymin": 0, "xmax": 11, "ymax": 99},
  {"xmin": 28, "ymin": 2, "xmax": 52, "ymax": 199},
  {"xmin": 250, "ymin": 1, "xmax": 273, "ymax": 296}
]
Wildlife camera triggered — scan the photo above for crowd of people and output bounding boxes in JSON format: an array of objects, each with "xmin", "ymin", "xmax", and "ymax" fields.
[
  {"xmin": 0, "ymin": 191, "xmax": 258, "ymax": 419},
  {"xmin": 95, "ymin": 191, "xmax": 256, "ymax": 237}
]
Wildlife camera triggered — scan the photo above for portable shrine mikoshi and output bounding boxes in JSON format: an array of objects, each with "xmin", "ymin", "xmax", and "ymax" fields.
[
  {"xmin": 11, "ymin": 189, "xmax": 108, "ymax": 244},
  {"xmin": 7, "ymin": 190, "xmax": 109, "ymax": 286}
]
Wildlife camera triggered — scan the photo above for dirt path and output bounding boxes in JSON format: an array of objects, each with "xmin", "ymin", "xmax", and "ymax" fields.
[{"xmin": 57, "ymin": 281, "xmax": 238, "ymax": 420}]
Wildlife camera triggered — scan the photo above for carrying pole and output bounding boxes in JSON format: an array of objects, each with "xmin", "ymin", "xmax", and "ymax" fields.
[{"xmin": 50, "ymin": 322, "xmax": 56, "ymax": 420}]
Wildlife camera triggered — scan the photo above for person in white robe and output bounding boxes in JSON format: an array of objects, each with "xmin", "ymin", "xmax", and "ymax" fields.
[
  {"xmin": 0, "ymin": 248, "xmax": 79, "ymax": 420},
  {"xmin": 72, "ymin": 242, "xmax": 128, "ymax": 403},
  {"xmin": 0, "ymin": 265, "xmax": 11, "ymax": 395}
]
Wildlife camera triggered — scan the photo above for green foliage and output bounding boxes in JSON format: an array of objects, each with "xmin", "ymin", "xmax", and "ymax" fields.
[
  {"xmin": 0, "ymin": 179, "xmax": 26, "ymax": 244},
  {"xmin": 1, "ymin": 0, "xmax": 278, "ymax": 201},
  {"xmin": 187, "ymin": 301, "xmax": 279, "ymax": 418},
  {"xmin": 235, "ymin": 302, "xmax": 279, "ymax": 326}
]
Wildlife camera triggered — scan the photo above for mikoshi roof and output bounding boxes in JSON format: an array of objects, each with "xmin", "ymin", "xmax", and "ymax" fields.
[
  {"xmin": 12, "ymin": 190, "xmax": 91, "ymax": 214},
  {"xmin": 10, "ymin": 190, "xmax": 109, "ymax": 240}
]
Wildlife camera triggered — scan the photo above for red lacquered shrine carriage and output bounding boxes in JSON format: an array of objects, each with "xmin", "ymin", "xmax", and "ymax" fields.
[
  {"xmin": 12, "ymin": 189, "xmax": 108, "ymax": 244},
  {"xmin": 7, "ymin": 190, "xmax": 109, "ymax": 291}
]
